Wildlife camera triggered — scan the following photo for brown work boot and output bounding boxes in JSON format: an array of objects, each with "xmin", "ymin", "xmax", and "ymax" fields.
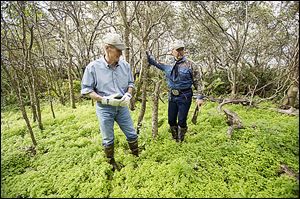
[
  {"xmin": 178, "ymin": 126, "xmax": 188, "ymax": 142},
  {"xmin": 170, "ymin": 126, "xmax": 178, "ymax": 141},
  {"xmin": 104, "ymin": 144, "xmax": 119, "ymax": 171},
  {"xmin": 128, "ymin": 139, "xmax": 139, "ymax": 157}
]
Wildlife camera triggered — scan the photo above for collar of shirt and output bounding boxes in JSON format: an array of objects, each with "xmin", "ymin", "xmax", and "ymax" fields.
[
  {"xmin": 175, "ymin": 56, "xmax": 186, "ymax": 64},
  {"xmin": 101, "ymin": 56, "xmax": 120, "ymax": 69},
  {"xmin": 173, "ymin": 56, "xmax": 186, "ymax": 64}
]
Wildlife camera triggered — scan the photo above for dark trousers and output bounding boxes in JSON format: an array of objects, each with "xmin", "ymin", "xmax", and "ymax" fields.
[{"xmin": 168, "ymin": 90, "xmax": 192, "ymax": 128}]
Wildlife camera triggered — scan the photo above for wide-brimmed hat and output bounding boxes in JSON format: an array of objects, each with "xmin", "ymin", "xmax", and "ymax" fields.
[
  {"xmin": 103, "ymin": 33, "xmax": 127, "ymax": 50},
  {"xmin": 171, "ymin": 40, "xmax": 185, "ymax": 50}
]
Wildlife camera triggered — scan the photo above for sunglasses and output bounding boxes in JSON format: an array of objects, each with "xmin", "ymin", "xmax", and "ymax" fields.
[{"xmin": 176, "ymin": 47, "xmax": 185, "ymax": 52}]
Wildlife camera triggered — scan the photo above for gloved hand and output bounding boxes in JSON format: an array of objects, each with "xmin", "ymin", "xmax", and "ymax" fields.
[
  {"xmin": 101, "ymin": 93, "xmax": 122, "ymax": 106},
  {"xmin": 120, "ymin": 92, "xmax": 132, "ymax": 107}
]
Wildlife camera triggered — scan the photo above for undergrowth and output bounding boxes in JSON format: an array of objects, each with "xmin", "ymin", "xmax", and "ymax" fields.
[{"xmin": 1, "ymin": 99, "xmax": 299, "ymax": 198}]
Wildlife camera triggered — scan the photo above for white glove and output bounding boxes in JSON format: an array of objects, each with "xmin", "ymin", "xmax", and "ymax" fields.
[
  {"xmin": 120, "ymin": 92, "xmax": 132, "ymax": 107},
  {"xmin": 101, "ymin": 93, "xmax": 122, "ymax": 106}
]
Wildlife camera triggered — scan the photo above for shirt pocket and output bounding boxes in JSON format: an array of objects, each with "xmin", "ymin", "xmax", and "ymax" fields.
[
  {"xmin": 96, "ymin": 70, "xmax": 112, "ymax": 90},
  {"xmin": 115, "ymin": 72, "xmax": 128, "ymax": 89},
  {"xmin": 178, "ymin": 68, "xmax": 191, "ymax": 81}
]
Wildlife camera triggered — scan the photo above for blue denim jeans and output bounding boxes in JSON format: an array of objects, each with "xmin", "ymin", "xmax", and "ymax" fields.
[
  {"xmin": 168, "ymin": 89, "xmax": 192, "ymax": 128},
  {"xmin": 96, "ymin": 102, "xmax": 138, "ymax": 147}
]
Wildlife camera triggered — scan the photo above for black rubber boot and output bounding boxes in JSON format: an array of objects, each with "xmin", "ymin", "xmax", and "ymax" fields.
[
  {"xmin": 178, "ymin": 126, "xmax": 188, "ymax": 142},
  {"xmin": 128, "ymin": 139, "xmax": 139, "ymax": 157},
  {"xmin": 170, "ymin": 126, "xmax": 178, "ymax": 141},
  {"xmin": 104, "ymin": 144, "xmax": 119, "ymax": 171}
]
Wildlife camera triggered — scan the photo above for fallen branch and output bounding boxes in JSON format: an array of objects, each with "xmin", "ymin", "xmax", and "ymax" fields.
[
  {"xmin": 206, "ymin": 96, "xmax": 223, "ymax": 103},
  {"xmin": 213, "ymin": 98, "xmax": 249, "ymax": 138},
  {"xmin": 223, "ymin": 108, "xmax": 244, "ymax": 138},
  {"xmin": 279, "ymin": 164, "xmax": 299, "ymax": 180},
  {"xmin": 21, "ymin": 145, "xmax": 36, "ymax": 157},
  {"xmin": 217, "ymin": 99, "xmax": 251, "ymax": 113},
  {"xmin": 270, "ymin": 107, "xmax": 299, "ymax": 116}
]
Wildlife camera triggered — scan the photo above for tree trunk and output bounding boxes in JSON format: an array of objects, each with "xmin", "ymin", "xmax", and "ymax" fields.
[
  {"xmin": 282, "ymin": 84, "xmax": 299, "ymax": 108},
  {"xmin": 117, "ymin": 1, "xmax": 135, "ymax": 110},
  {"xmin": 124, "ymin": 3, "xmax": 130, "ymax": 62},
  {"xmin": 117, "ymin": 1, "xmax": 130, "ymax": 62},
  {"xmin": 18, "ymin": 90, "xmax": 38, "ymax": 147},
  {"xmin": 137, "ymin": 41, "xmax": 149, "ymax": 134},
  {"xmin": 3, "ymin": 64, "xmax": 37, "ymax": 147},
  {"xmin": 68, "ymin": 56, "xmax": 76, "ymax": 109},
  {"xmin": 230, "ymin": 62, "xmax": 238, "ymax": 98},
  {"xmin": 64, "ymin": 20, "xmax": 76, "ymax": 109},
  {"xmin": 152, "ymin": 80, "xmax": 161, "ymax": 138},
  {"xmin": 129, "ymin": 41, "xmax": 136, "ymax": 111},
  {"xmin": 29, "ymin": 59, "xmax": 43, "ymax": 130},
  {"xmin": 58, "ymin": 84, "xmax": 65, "ymax": 106},
  {"xmin": 46, "ymin": 69, "xmax": 56, "ymax": 119},
  {"xmin": 20, "ymin": 10, "xmax": 43, "ymax": 130},
  {"xmin": 282, "ymin": 43, "xmax": 299, "ymax": 108},
  {"xmin": 28, "ymin": 29, "xmax": 43, "ymax": 130},
  {"xmin": 133, "ymin": 51, "xmax": 143, "ymax": 105},
  {"xmin": 28, "ymin": 82, "xmax": 37, "ymax": 122}
]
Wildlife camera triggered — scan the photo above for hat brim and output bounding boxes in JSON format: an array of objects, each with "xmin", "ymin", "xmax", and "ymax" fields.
[
  {"xmin": 114, "ymin": 43, "xmax": 127, "ymax": 51},
  {"xmin": 173, "ymin": 46, "xmax": 185, "ymax": 50}
]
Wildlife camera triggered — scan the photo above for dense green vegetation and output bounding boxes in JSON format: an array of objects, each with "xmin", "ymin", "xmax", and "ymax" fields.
[{"xmin": 1, "ymin": 99, "xmax": 299, "ymax": 198}]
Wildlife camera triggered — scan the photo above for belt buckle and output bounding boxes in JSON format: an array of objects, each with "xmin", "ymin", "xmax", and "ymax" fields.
[{"xmin": 171, "ymin": 89, "xmax": 180, "ymax": 96}]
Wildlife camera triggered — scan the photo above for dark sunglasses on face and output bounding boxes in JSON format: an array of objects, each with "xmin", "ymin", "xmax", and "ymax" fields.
[
  {"xmin": 176, "ymin": 47, "xmax": 184, "ymax": 52},
  {"xmin": 108, "ymin": 45, "xmax": 122, "ymax": 52}
]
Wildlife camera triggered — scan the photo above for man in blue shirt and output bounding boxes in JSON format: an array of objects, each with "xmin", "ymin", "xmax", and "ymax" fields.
[
  {"xmin": 81, "ymin": 33, "xmax": 138, "ymax": 171},
  {"xmin": 146, "ymin": 40, "xmax": 205, "ymax": 142}
]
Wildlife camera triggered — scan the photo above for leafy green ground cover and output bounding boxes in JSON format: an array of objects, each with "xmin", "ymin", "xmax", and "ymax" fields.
[{"xmin": 1, "ymin": 99, "xmax": 299, "ymax": 198}]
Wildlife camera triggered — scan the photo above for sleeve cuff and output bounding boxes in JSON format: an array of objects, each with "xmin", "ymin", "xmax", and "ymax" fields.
[
  {"xmin": 81, "ymin": 87, "xmax": 94, "ymax": 95},
  {"xmin": 128, "ymin": 84, "xmax": 135, "ymax": 89},
  {"xmin": 197, "ymin": 95, "xmax": 205, "ymax": 100}
]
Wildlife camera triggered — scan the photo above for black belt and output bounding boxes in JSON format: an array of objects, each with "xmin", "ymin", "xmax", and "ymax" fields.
[{"xmin": 170, "ymin": 88, "xmax": 191, "ymax": 96}]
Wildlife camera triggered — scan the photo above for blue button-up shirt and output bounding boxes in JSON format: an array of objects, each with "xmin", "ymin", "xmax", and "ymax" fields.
[
  {"xmin": 81, "ymin": 57, "xmax": 134, "ymax": 97},
  {"xmin": 147, "ymin": 55, "xmax": 204, "ymax": 99}
]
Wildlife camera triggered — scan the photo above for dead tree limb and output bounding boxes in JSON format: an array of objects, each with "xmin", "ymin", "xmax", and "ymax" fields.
[
  {"xmin": 279, "ymin": 164, "xmax": 299, "ymax": 181},
  {"xmin": 269, "ymin": 107, "xmax": 299, "ymax": 116},
  {"xmin": 215, "ymin": 98, "xmax": 248, "ymax": 138},
  {"xmin": 217, "ymin": 98, "xmax": 250, "ymax": 113},
  {"xmin": 206, "ymin": 96, "xmax": 223, "ymax": 103},
  {"xmin": 223, "ymin": 108, "xmax": 244, "ymax": 138}
]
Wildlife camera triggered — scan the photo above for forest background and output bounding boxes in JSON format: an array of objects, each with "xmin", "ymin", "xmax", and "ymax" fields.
[{"xmin": 1, "ymin": 1, "xmax": 299, "ymax": 198}]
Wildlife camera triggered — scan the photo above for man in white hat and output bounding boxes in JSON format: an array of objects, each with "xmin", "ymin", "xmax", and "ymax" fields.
[
  {"xmin": 81, "ymin": 33, "xmax": 138, "ymax": 171},
  {"xmin": 146, "ymin": 39, "xmax": 205, "ymax": 142}
]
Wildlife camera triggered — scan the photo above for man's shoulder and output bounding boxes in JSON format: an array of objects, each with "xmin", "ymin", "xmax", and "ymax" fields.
[
  {"xmin": 186, "ymin": 58, "xmax": 201, "ymax": 69},
  {"xmin": 118, "ymin": 59, "xmax": 130, "ymax": 68},
  {"xmin": 181, "ymin": 58, "xmax": 194, "ymax": 68},
  {"xmin": 185, "ymin": 58, "xmax": 194, "ymax": 64},
  {"xmin": 86, "ymin": 58, "xmax": 106, "ymax": 68}
]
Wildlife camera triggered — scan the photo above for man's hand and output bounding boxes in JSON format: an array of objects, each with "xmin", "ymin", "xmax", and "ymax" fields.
[
  {"xmin": 101, "ymin": 93, "xmax": 122, "ymax": 106},
  {"xmin": 120, "ymin": 92, "xmax": 132, "ymax": 107},
  {"xmin": 145, "ymin": 50, "xmax": 151, "ymax": 57},
  {"xmin": 145, "ymin": 50, "xmax": 154, "ymax": 60},
  {"xmin": 196, "ymin": 99, "xmax": 204, "ymax": 108}
]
